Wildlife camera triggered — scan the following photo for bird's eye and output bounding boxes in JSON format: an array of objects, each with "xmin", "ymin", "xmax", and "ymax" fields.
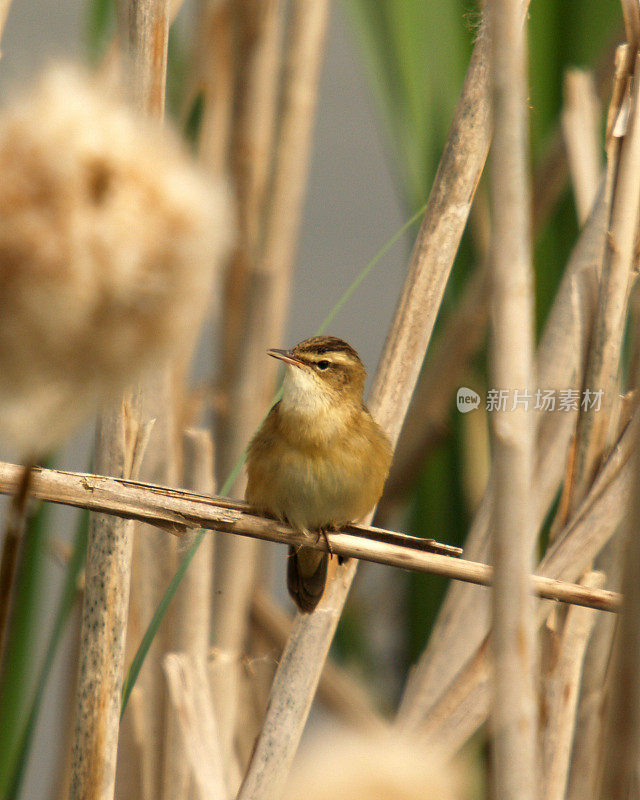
[{"xmin": 316, "ymin": 360, "xmax": 330, "ymax": 371}]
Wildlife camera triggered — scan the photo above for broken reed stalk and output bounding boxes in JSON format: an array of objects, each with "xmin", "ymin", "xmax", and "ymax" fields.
[
  {"xmin": 565, "ymin": 542, "xmax": 621, "ymax": 800},
  {"xmin": 163, "ymin": 653, "xmax": 227, "ymax": 800},
  {"xmin": 487, "ymin": 0, "xmax": 538, "ymax": 794},
  {"xmin": 598, "ymin": 450, "xmax": 640, "ymax": 799}
]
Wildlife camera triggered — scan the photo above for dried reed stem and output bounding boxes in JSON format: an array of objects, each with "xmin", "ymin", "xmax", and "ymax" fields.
[
  {"xmin": 0, "ymin": 0, "xmax": 11, "ymax": 47},
  {"xmin": 233, "ymin": 16, "xmax": 539, "ymax": 798},
  {"xmin": 598, "ymin": 488, "xmax": 640, "ymax": 796},
  {"xmin": 162, "ymin": 429, "xmax": 215, "ymax": 800},
  {"xmin": 179, "ymin": 429, "xmax": 216, "ymax": 654},
  {"xmin": 256, "ymin": 0, "xmax": 330, "ymax": 343},
  {"xmin": 250, "ymin": 589, "xmax": 386, "ymax": 731},
  {"xmin": 565, "ymin": 542, "xmax": 621, "ymax": 800},
  {"xmin": 532, "ymin": 27, "xmax": 619, "ymax": 232},
  {"xmin": 562, "ymin": 69, "xmax": 603, "ymax": 225},
  {"xmin": 395, "ymin": 186, "xmax": 607, "ymax": 732},
  {"xmin": 69, "ymin": 404, "xmax": 147, "ymax": 800},
  {"xmin": 487, "ymin": 0, "xmax": 537, "ymax": 793},
  {"xmin": 163, "ymin": 653, "xmax": 227, "ymax": 800},
  {"xmin": 0, "ymin": 459, "xmax": 620, "ymax": 606},
  {"xmin": 234, "ymin": 0, "xmax": 283, "ymax": 253},
  {"xmin": 568, "ymin": 44, "xmax": 640, "ymax": 514},
  {"xmin": 192, "ymin": 0, "xmax": 234, "ymax": 177},
  {"xmin": 0, "ymin": 463, "xmax": 34, "ymax": 672},
  {"xmin": 216, "ymin": 0, "xmax": 283, "ymax": 419},
  {"xmin": 378, "ymin": 264, "xmax": 490, "ymax": 516},
  {"xmin": 117, "ymin": 0, "xmax": 169, "ymax": 115},
  {"xmin": 213, "ymin": 3, "xmax": 330, "ymax": 781},
  {"xmin": 407, "ymin": 404, "xmax": 638, "ymax": 756},
  {"xmin": 598, "ymin": 97, "xmax": 640, "ymax": 783},
  {"xmin": 79, "ymin": 4, "xmax": 172, "ymax": 799},
  {"xmin": 540, "ymin": 571, "xmax": 603, "ymax": 800}
]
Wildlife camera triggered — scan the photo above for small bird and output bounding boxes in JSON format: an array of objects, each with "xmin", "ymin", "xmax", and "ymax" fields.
[{"xmin": 246, "ymin": 336, "xmax": 392, "ymax": 612}]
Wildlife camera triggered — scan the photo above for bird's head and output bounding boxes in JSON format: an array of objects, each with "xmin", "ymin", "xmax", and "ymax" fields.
[{"xmin": 269, "ymin": 336, "xmax": 367, "ymax": 416}]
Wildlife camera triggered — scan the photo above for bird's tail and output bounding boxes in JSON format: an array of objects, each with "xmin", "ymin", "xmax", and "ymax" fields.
[{"xmin": 287, "ymin": 546, "xmax": 328, "ymax": 613}]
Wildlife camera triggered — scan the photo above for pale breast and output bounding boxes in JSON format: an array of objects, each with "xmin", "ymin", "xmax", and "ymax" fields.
[{"xmin": 246, "ymin": 427, "xmax": 387, "ymax": 533}]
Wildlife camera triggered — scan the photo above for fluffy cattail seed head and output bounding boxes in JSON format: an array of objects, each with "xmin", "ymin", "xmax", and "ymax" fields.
[
  {"xmin": 283, "ymin": 730, "xmax": 468, "ymax": 800},
  {"xmin": 0, "ymin": 65, "xmax": 233, "ymax": 457}
]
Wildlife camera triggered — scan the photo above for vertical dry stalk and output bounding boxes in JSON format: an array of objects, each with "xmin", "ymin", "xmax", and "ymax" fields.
[
  {"xmin": 210, "ymin": 2, "xmax": 291, "ymax": 712},
  {"xmin": 0, "ymin": 0, "xmax": 11, "ymax": 46},
  {"xmin": 568, "ymin": 44, "xmax": 640, "ymax": 515},
  {"xmin": 212, "ymin": 0, "xmax": 330, "ymax": 780},
  {"xmin": 396, "ymin": 187, "xmax": 606, "ymax": 731},
  {"xmin": 177, "ymin": 429, "xmax": 216, "ymax": 656},
  {"xmin": 0, "ymin": 463, "xmax": 34, "ymax": 672},
  {"xmin": 91, "ymin": 4, "xmax": 171, "ymax": 799},
  {"xmin": 70, "ymin": 404, "xmax": 140, "ymax": 800},
  {"xmin": 562, "ymin": 69, "xmax": 603, "ymax": 226},
  {"xmin": 255, "ymin": 0, "xmax": 330, "ymax": 348},
  {"xmin": 208, "ymin": 649, "xmax": 243, "ymax": 793},
  {"xmin": 597, "ymin": 33, "xmax": 640, "ymax": 768},
  {"xmin": 378, "ymin": 264, "xmax": 490, "ymax": 516},
  {"xmin": 540, "ymin": 571, "xmax": 603, "ymax": 800},
  {"xmin": 216, "ymin": 0, "xmax": 283, "ymax": 415},
  {"xmin": 249, "ymin": 590, "xmax": 384, "ymax": 731},
  {"xmin": 164, "ymin": 653, "xmax": 228, "ymax": 800},
  {"xmin": 162, "ymin": 429, "xmax": 215, "ymax": 800},
  {"xmin": 565, "ymin": 542, "xmax": 622, "ymax": 800},
  {"xmin": 487, "ymin": 0, "xmax": 538, "ymax": 795},
  {"xmin": 117, "ymin": 0, "xmax": 170, "ymax": 115},
  {"xmin": 237, "ymin": 19, "xmax": 496, "ymax": 800},
  {"xmin": 598, "ymin": 415, "xmax": 640, "ymax": 797},
  {"xmin": 559, "ymin": 33, "xmax": 640, "ymax": 798},
  {"xmin": 412, "ymin": 404, "xmax": 638, "ymax": 757},
  {"xmin": 192, "ymin": 0, "xmax": 235, "ymax": 178},
  {"xmin": 234, "ymin": 0, "xmax": 283, "ymax": 254}
]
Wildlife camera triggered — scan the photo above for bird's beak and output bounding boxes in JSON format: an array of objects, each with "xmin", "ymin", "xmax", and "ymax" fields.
[{"xmin": 267, "ymin": 348, "xmax": 305, "ymax": 368}]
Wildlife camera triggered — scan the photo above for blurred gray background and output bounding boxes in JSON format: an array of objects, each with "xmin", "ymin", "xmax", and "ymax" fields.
[{"xmin": 0, "ymin": 2, "xmax": 410, "ymax": 797}]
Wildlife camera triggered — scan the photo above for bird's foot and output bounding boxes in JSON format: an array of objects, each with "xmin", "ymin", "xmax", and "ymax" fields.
[{"xmin": 315, "ymin": 527, "xmax": 334, "ymax": 556}]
